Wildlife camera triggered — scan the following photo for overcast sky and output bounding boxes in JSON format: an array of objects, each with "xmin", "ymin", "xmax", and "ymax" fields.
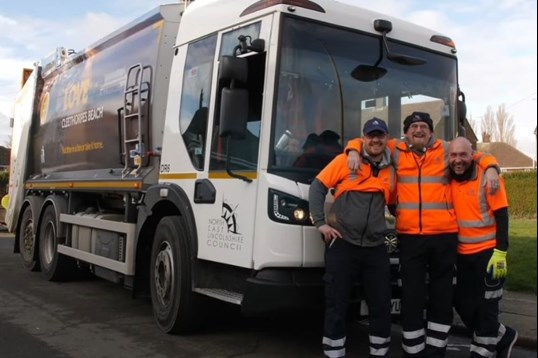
[{"xmin": 0, "ymin": 0, "xmax": 536, "ymax": 158}]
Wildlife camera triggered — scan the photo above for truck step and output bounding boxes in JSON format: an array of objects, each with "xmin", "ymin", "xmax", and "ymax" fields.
[{"xmin": 193, "ymin": 288, "xmax": 243, "ymax": 305}]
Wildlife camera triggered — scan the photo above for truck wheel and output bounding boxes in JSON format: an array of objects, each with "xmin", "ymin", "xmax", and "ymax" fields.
[
  {"xmin": 39, "ymin": 205, "xmax": 76, "ymax": 281},
  {"xmin": 18, "ymin": 206, "xmax": 40, "ymax": 271},
  {"xmin": 150, "ymin": 216, "xmax": 202, "ymax": 334}
]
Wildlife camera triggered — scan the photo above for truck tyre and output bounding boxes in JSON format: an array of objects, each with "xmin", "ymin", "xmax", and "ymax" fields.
[
  {"xmin": 38, "ymin": 205, "xmax": 76, "ymax": 281},
  {"xmin": 150, "ymin": 216, "xmax": 202, "ymax": 334},
  {"xmin": 18, "ymin": 206, "xmax": 40, "ymax": 271}
]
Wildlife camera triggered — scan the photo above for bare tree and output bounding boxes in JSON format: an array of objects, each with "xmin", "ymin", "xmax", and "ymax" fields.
[
  {"xmin": 480, "ymin": 106, "xmax": 496, "ymax": 142},
  {"xmin": 495, "ymin": 104, "xmax": 516, "ymax": 146},
  {"xmin": 480, "ymin": 104, "xmax": 517, "ymax": 145},
  {"xmin": 467, "ymin": 114, "xmax": 479, "ymax": 137}
]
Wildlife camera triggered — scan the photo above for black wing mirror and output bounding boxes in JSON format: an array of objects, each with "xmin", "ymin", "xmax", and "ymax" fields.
[
  {"xmin": 352, "ymin": 19, "xmax": 426, "ymax": 82},
  {"xmin": 351, "ymin": 35, "xmax": 387, "ymax": 82},
  {"xmin": 375, "ymin": 19, "xmax": 427, "ymax": 66},
  {"xmin": 351, "ymin": 65, "xmax": 387, "ymax": 82}
]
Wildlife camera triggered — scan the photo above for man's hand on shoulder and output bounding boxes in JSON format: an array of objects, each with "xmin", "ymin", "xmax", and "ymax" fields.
[
  {"xmin": 485, "ymin": 167, "xmax": 500, "ymax": 195},
  {"xmin": 347, "ymin": 150, "xmax": 361, "ymax": 172}
]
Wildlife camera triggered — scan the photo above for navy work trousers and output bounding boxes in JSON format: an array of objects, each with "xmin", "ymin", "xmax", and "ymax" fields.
[
  {"xmin": 399, "ymin": 233, "xmax": 458, "ymax": 358},
  {"xmin": 322, "ymin": 239, "xmax": 391, "ymax": 357},
  {"xmin": 455, "ymin": 249, "xmax": 504, "ymax": 357}
]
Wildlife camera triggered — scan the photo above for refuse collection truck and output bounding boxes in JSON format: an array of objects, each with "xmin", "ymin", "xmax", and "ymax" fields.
[{"xmin": 6, "ymin": 0, "xmax": 468, "ymax": 333}]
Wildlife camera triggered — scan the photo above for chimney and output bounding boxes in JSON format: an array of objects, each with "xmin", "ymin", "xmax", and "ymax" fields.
[{"xmin": 482, "ymin": 132, "xmax": 491, "ymax": 143}]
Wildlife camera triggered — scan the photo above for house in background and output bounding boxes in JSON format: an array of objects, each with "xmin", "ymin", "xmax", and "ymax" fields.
[
  {"xmin": 362, "ymin": 99, "xmax": 480, "ymax": 149},
  {"xmin": 477, "ymin": 141, "xmax": 535, "ymax": 172}
]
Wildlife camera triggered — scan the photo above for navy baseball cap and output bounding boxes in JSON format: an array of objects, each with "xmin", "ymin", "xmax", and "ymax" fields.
[{"xmin": 363, "ymin": 117, "xmax": 389, "ymax": 135}]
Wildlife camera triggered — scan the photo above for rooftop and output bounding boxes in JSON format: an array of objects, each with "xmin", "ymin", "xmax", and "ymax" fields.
[{"xmin": 477, "ymin": 142, "xmax": 535, "ymax": 171}]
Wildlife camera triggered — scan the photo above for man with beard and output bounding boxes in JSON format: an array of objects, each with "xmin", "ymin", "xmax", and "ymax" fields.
[{"xmin": 310, "ymin": 118, "xmax": 395, "ymax": 357}]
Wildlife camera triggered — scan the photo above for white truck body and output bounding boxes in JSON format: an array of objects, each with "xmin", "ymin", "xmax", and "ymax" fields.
[{"xmin": 7, "ymin": 0, "xmax": 463, "ymax": 333}]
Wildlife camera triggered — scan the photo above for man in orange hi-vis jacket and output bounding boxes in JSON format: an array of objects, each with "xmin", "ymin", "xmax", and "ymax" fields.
[
  {"xmin": 345, "ymin": 112, "xmax": 500, "ymax": 358},
  {"xmin": 310, "ymin": 118, "xmax": 395, "ymax": 357},
  {"xmin": 449, "ymin": 137, "xmax": 517, "ymax": 358}
]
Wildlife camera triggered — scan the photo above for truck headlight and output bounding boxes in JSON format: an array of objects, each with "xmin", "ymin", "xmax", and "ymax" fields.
[{"xmin": 268, "ymin": 189, "xmax": 312, "ymax": 226}]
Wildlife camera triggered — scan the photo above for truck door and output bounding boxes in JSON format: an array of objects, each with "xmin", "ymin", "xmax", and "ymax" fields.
[{"xmin": 185, "ymin": 20, "xmax": 269, "ymax": 269}]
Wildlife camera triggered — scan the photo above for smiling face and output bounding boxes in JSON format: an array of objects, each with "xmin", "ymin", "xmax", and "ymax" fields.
[
  {"xmin": 405, "ymin": 122, "xmax": 433, "ymax": 151},
  {"xmin": 448, "ymin": 137, "xmax": 474, "ymax": 175},
  {"xmin": 363, "ymin": 131, "xmax": 388, "ymax": 159}
]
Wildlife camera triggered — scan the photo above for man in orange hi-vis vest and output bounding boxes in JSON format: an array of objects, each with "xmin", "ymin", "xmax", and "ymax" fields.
[
  {"xmin": 449, "ymin": 137, "xmax": 517, "ymax": 358},
  {"xmin": 345, "ymin": 112, "xmax": 500, "ymax": 358},
  {"xmin": 309, "ymin": 118, "xmax": 395, "ymax": 358}
]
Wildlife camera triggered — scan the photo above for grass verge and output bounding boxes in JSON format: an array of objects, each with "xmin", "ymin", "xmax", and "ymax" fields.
[{"xmin": 505, "ymin": 219, "xmax": 537, "ymax": 294}]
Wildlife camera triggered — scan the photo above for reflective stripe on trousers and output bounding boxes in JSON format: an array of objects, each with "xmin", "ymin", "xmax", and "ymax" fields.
[{"xmin": 323, "ymin": 336, "xmax": 346, "ymax": 358}]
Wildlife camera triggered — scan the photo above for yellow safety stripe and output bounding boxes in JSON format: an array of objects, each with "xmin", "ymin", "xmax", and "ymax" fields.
[
  {"xmin": 158, "ymin": 173, "xmax": 198, "ymax": 180},
  {"xmin": 208, "ymin": 172, "xmax": 257, "ymax": 180}
]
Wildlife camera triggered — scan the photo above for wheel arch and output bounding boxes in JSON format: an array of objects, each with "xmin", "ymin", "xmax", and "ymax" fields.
[{"xmin": 133, "ymin": 183, "xmax": 199, "ymax": 296}]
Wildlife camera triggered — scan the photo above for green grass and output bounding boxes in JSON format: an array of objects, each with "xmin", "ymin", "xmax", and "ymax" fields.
[{"xmin": 505, "ymin": 219, "xmax": 537, "ymax": 294}]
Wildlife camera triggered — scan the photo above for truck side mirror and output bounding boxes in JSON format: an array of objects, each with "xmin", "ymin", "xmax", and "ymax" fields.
[
  {"xmin": 219, "ymin": 87, "xmax": 248, "ymax": 139},
  {"xmin": 457, "ymin": 99, "xmax": 467, "ymax": 123},
  {"xmin": 218, "ymin": 55, "xmax": 248, "ymax": 139},
  {"xmin": 219, "ymin": 56, "xmax": 247, "ymax": 83},
  {"xmin": 457, "ymin": 99, "xmax": 467, "ymax": 137}
]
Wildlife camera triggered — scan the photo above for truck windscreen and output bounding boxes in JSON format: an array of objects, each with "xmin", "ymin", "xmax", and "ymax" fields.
[{"xmin": 269, "ymin": 16, "xmax": 458, "ymax": 184}]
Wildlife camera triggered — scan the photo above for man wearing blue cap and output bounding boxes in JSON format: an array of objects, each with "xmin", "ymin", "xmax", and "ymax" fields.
[{"xmin": 309, "ymin": 117, "xmax": 396, "ymax": 357}]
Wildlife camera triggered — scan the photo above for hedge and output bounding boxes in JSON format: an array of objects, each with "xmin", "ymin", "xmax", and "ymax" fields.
[{"xmin": 503, "ymin": 171, "xmax": 537, "ymax": 219}]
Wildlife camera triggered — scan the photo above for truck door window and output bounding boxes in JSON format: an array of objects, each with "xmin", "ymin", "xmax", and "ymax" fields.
[
  {"xmin": 210, "ymin": 22, "xmax": 263, "ymax": 172},
  {"xmin": 179, "ymin": 34, "xmax": 218, "ymax": 170}
]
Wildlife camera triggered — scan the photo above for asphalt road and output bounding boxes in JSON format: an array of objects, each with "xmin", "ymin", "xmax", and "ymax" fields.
[{"xmin": 0, "ymin": 231, "xmax": 535, "ymax": 358}]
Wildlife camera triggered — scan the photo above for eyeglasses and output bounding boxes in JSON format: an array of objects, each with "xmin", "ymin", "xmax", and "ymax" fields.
[{"xmin": 408, "ymin": 123, "xmax": 430, "ymax": 130}]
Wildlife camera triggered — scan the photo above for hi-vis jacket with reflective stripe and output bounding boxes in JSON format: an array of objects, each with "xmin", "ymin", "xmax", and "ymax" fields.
[
  {"xmin": 310, "ymin": 151, "xmax": 395, "ymax": 247},
  {"xmin": 390, "ymin": 139, "xmax": 457, "ymax": 234},
  {"xmin": 451, "ymin": 163, "xmax": 508, "ymax": 255},
  {"xmin": 345, "ymin": 138, "xmax": 499, "ymax": 235},
  {"xmin": 316, "ymin": 153, "xmax": 395, "ymax": 203}
]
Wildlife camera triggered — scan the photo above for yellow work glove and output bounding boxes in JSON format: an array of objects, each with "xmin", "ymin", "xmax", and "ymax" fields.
[{"xmin": 486, "ymin": 249, "xmax": 507, "ymax": 279}]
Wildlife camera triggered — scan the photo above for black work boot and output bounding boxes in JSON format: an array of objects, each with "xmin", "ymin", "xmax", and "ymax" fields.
[{"xmin": 496, "ymin": 326, "xmax": 518, "ymax": 358}]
